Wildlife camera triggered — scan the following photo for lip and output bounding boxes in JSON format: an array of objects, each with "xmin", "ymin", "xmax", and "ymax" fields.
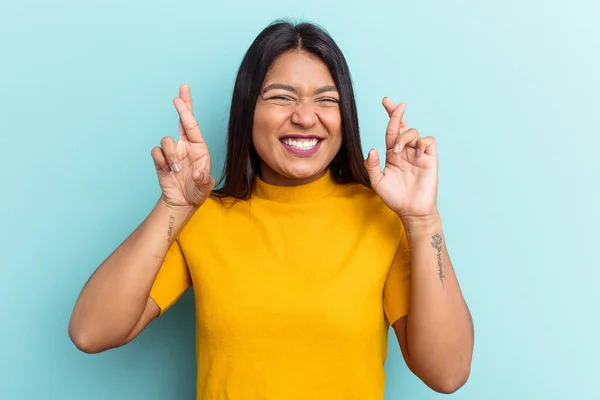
[
  {"xmin": 280, "ymin": 137, "xmax": 323, "ymax": 157},
  {"xmin": 279, "ymin": 134, "xmax": 324, "ymax": 140}
]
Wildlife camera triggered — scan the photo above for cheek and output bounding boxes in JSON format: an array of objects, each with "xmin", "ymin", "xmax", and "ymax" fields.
[
  {"xmin": 319, "ymin": 110, "xmax": 343, "ymax": 143},
  {"xmin": 252, "ymin": 106, "xmax": 289, "ymax": 152},
  {"xmin": 254, "ymin": 106, "xmax": 290, "ymax": 132}
]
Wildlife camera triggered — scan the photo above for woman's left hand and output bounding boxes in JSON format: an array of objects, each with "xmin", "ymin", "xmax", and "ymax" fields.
[{"xmin": 364, "ymin": 98, "xmax": 439, "ymax": 219}]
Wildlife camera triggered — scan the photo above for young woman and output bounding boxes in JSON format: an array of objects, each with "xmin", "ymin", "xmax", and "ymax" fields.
[{"xmin": 69, "ymin": 20, "xmax": 474, "ymax": 399}]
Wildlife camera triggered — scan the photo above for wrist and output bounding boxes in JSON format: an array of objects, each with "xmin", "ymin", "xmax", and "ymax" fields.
[
  {"xmin": 157, "ymin": 196, "xmax": 199, "ymax": 218},
  {"xmin": 400, "ymin": 212, "xmax": 443, "ymax": 237}
]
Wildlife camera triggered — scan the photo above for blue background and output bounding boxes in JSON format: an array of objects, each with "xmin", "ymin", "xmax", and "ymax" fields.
[{"xmin": 1, "ymin": 0, "xmax": 598, "ymax": 399}]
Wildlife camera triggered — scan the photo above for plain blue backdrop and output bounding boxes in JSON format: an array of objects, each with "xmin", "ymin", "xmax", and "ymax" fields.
[{"xmin": 1, "ymin": 0, "xmax": 599, "ymax": 399}]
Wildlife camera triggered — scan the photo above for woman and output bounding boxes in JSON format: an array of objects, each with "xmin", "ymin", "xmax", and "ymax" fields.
[{"xmin": 69, "ymin": 20, "xmax": 474, "ymax": 399}]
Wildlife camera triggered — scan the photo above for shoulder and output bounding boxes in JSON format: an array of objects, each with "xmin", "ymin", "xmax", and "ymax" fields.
[{"xmin": 179, "ymin": 195, "xmax": 246, "ymax": 238}]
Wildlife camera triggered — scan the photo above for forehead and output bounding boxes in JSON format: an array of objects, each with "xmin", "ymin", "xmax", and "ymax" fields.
[{"xmin": 262, "ymin": 51, "xmax": 335, "ymax": 88}]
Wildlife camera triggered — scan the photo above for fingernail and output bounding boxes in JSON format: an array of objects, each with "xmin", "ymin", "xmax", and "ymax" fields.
[
  {"xmin": 393, "ymin": 144, "xmax": 401, "ymax": 153},
  {"xmin": 197, "ymin": 171, "xmax": 204, "ymax": 182},
  {"xmin": 172, "ymin": 162, "xmax": 181, "ymax": 173},
  {"xmin": 416, "ymin": 148, "xmax": 422, "ymax": 157},
  {"xmin": 163, "ymin": 165, "xmax": 171, "ymax": 173}
]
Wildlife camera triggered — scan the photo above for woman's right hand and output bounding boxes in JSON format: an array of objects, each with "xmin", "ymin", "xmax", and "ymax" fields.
[{"xmin": 151, "ymin": 84, "xmax": 215, "ymax": 210}]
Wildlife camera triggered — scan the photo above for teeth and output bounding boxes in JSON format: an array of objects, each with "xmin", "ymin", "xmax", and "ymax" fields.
[{"xmin": 282, "ymin": 138, "xmax": 319, "ymax": 150}]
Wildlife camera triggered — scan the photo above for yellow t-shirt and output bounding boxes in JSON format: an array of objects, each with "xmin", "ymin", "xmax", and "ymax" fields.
[{"xmin": 149, "ymin": 170, "xmax": 412, "ymax": 399}]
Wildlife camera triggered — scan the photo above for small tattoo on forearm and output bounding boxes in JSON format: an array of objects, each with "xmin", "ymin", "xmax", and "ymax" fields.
[
  {"xmin": 431, "ymin": 233, "xmax": 445, "ymax": 288},
  {"xmin": 167, "ymin": 215, "xmax": 175, "ymax": 243}
]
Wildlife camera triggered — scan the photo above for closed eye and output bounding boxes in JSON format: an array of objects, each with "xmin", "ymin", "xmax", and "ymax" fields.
[{"xmin": 267, "ymin": 95, "xmax": 296, "ymax": 102}]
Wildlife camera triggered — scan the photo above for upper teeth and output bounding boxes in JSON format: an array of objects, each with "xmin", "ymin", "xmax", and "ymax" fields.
[{"xmin": 282, "ymin": 138, "xmax": 319, "ymax": 150}]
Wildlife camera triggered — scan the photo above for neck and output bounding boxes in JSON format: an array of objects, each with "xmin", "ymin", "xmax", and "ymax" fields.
[
  {"xmin": 254, "ymin": 166, "xmax": 337, "ymax": 203},
  {"xmin": 259, "ymin": 163, "xmax": 328, "ymax": 187}
]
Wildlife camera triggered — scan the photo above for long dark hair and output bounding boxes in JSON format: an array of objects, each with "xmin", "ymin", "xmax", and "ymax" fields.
[{"xmin": 213, "ymin": 20, "xmax": 371, "ymax": 199}]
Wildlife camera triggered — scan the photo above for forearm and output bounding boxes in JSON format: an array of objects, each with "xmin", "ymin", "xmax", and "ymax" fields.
[
  {"xmin": 68, "ymin": 198, "xmax": 196, "ymax": 349},
  {"xmin": 402, "ymin": 213, "xmax": 473, "ymax": 391}
]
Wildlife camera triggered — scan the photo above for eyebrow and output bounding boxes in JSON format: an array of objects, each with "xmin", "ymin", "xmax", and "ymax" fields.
[{"xmin": 262, "ymin": 83, "xmax": 338, "ymax": 96}]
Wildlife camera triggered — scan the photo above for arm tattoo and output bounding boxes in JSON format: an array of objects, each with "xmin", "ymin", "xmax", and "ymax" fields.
[
  {"xmin": 430, "ymin": 233, "xmax": 445, "ymax": 288},
  {"xmin": 167, "ymin": 215, "xmax": 175, "ymax": 243}
]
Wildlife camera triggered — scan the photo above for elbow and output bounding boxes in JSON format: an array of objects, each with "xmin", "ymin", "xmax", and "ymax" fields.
[
  {"xmin": 408, "ymin": 356, "xmax": 471, "ymax": 395},
  {"xmin": 69, "ymin": 333, "xmax": 100, "ymax": 354},
  {"xmin": 68, "ymin": 320, "xmax": 113, "ymax": 354},
  {"xmin": 427, "ymin": 366, "xmax": 471, "ymax": 394},
  {"xmin": 68, "ymin": 325, "xmax": 102, "ymax": 354}
]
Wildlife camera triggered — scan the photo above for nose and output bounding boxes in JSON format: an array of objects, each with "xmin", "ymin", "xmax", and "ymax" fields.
[{"xmin": 290, "ymin": 101, "xmax": 318, "ymax": 128}]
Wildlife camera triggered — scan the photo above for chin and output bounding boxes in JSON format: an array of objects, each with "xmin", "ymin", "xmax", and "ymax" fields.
[
  {"xmin": 281, "ymin": 162, "xmax": 326, "ymax": 179},
  {"xmin": 258, "ymin": 145, "xmax": 335, "ymax": 185}
]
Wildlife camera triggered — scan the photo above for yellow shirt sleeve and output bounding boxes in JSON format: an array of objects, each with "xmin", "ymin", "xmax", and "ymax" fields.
[
  {"xmin": 149, "ymin": 238, "xmax": 192, "ymax": 316},
  {"xmin": 382, "ymin": 226, "xmax": 412, "ymax": 325}
]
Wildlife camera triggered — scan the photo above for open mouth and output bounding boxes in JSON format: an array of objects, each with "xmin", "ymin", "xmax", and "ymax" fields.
[
  {"xmin": 279, "ymin": 136, "xmax": 324, "ymax": 157},
  {"xmin": 280, "ymin": 137, "xmax": 322, "ymax": 150}
]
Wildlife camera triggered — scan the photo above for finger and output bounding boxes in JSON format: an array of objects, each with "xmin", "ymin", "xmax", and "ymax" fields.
[
  {"xmin": 179, "ymin": 84, "xmax": 195, "ymax": 139},
  {"xmin": 382, "ymin": 97, "xmax": 396, "ymax": 116},
  {"xmin": 191, "ymin": 158, "xmax": 204, "ymax": 183},
  {"xmin": 393, "ymin": 128, "xmax": 420, "ymax": 154},
  {"xmin": 151, "ymin": 146, "xmax": 170, "ymax": 173},
  {"xmin": 364, "ymin": 149, "xmax": 384, "ymax": 189},
  {"xmin": 191, "ymin": 159, "xmax": 212, "ymax": 186},
  {"xmin": 177, "ymin": 85, "xmax": 193, "ymax": 139},
  {"xmin": 399, "ymin": 116, "xmax": 409, "ymax": 134},
  {"xmin": 415, "ymin": 136, "xmax": 437, "ymax": 157},
  {"xmin": 382, "ymin": 98, "xmax": 409, "ymax": 134},
  {"xmin": 174, "ymin": 97, "xmax": 205, "ymax": 144},
  {"xmin": 178, "ymin": 120, "xmax": 185, "ymax": 140},
  {"xmin": 179, "ymin": 84, "xmax": 193, "ymax": 114},
  {"xmin": 199, "ymin": 173, "xmax": 216, "ymax": 191},
  {"xmin": 191, "ymin": 160, "xmax": 216, "ymax": 195},
  {"xmin": 160, "ymin": 136, "xmax": 181, "ymax": 172},
  {"xmin": 384, "ymin": 101, "xmax": 407, "ymax": 150}
]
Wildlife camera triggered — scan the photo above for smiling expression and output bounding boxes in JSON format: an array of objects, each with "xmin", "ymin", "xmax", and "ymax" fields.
[{"xmin": 252, "ymin": 50, "xmax": 343, "ymax": 186}]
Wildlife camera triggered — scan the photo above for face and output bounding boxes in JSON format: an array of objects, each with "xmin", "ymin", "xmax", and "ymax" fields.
[{"xmin": 252, "ymin": 50, "xmax": 343, "ymax": 186}]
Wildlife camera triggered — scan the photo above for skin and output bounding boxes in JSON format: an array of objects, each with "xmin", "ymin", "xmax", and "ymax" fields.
[
  {"xmin": 68, "ymin": 85, "xmax": 205, "ymax": 353},
  {"xmin": 252, "ymin": 50, "xmax": 343, "ymax": 185},
  {"xmin": 69, "ymin": 51, "xmax": 473, "ymax": 394},
  {"xmin": 365, "ymin": 99, "xmax": 474, "ymax": 393},
  {"xmin": 252, "ymin": 52, "xmax": 474, "ymax": 393}
]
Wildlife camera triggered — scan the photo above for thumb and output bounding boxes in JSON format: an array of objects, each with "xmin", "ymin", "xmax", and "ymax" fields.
[
  {"xmin": 191, "ymin": 160, "xmax": 214, "ymax": 189},
  {"xmin": 364, "ymin": 149, "xmax": 384, "ymax": 189},
  {"xmin": 193, "ymin": 168, "xmax": 215, "ymax": 188}
]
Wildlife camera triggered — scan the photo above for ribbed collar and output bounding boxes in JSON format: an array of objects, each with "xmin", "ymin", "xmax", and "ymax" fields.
[{"xmin": 253, "ymin": 169, "xmax": 337, "ymax": 203}]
